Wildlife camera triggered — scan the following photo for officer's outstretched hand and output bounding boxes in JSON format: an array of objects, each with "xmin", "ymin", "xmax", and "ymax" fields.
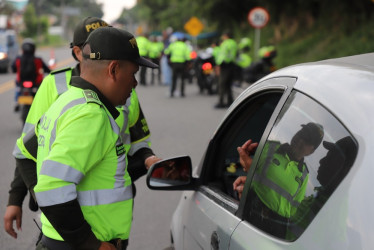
[
  {"xmin": 3, "ymin": 205, "xmax": 22, "ymax": 238},
  {"xmin": 145, "ymin": 155, "xmax": 162, "ymax": 170},
  {"xmin": 237, "ymin": 139, "xmax": 258, "ymax": 172},
  {"xmin": 99, "ymin": 241, "xmax": 116, "ymax": 250}
]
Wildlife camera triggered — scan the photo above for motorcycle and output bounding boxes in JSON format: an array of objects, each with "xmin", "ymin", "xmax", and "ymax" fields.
[
  {"xmin": 17, "ymin": 80, "xmax": 38, "ymax": 124},
  {"xmin": 195, "ymin": 48, "xmax": 217, "ymax": 95}
]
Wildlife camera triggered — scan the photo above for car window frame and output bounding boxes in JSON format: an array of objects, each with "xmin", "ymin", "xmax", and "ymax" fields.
[{"xmin": 197, "ymin": 77, "xmax": 297, "ymax": 215}]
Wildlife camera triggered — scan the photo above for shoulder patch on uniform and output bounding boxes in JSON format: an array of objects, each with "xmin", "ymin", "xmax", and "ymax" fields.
[
  {"xmin": 51, "ymin": 67, "xmax": 72, "ymax": 75},
  {"xmin": 83, "ymin": 89, "xmax": 102, "ymax": 106}
]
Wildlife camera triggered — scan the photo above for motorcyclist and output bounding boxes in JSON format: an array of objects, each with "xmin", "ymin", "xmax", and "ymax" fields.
[
  {"xmin": 243, "ymin": 45, "xmax": 276, "ymax": 84},
  {"xmin": 12, "ymin": 38, "xmax": 51, "ymax": 112}
]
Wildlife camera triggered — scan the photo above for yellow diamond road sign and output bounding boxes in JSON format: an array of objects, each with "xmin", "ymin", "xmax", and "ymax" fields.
[{"xmin": 184, "ymin": 16, "xmax": 204, "ymax": 37}]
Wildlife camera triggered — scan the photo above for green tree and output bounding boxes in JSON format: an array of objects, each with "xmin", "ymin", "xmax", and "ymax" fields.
[
  {"xmin": 21, "ymin": 4, "xmax": 38, "ymax": 37},
  {"xmin": 21, "ymin": 4, "xmax": 50, "ymax": 43}
]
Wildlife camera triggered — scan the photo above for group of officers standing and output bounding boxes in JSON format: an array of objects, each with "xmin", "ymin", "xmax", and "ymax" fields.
[
  {"xmin": 134, "ymin": 28, "xmax": 277, "ymax": 109},
  {"xmin": 135, "ymin": 32, "xmax": 192, "ymax": 98}
]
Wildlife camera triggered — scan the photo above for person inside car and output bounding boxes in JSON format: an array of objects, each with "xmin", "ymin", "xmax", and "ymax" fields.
[{"xmin": 233, "ymin": 122, "xmax": 324, "ymax": 238}]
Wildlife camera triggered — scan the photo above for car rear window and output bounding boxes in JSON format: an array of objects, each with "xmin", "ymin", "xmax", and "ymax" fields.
[{"xmin": 244, "ymin": 90, "xmax": 358, "ymax": 241}]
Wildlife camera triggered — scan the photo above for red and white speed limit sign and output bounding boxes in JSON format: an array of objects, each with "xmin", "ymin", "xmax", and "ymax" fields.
[{"xmin": 248, "ymin": 7, "xmax": 269, "ymax": 29}]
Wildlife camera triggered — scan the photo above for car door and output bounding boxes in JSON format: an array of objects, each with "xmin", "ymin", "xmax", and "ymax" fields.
[
  {"xmin": 229, "ymin": 89, "xmax": 358, "ymax": 249},
  {"xmin": 179, "ymin": 77, "xmax": 296, "ymax": 249}
]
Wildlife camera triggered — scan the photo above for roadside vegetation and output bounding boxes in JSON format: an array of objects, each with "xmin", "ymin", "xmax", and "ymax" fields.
[
  {"xmin": 2, "ymin": 0, "xmax": 373, "ymax": 68},
  {"xmin": 121, "ymin": 0, "xmax": 374, "ymax": 68}
]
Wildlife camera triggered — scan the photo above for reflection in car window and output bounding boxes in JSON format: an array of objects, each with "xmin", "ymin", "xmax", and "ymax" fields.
[
  {"xmin": 205, "ymin": 91, "xmax": 282, "ymax": 201},
  {"xmin": 243, "ymin": 91, "xmax": 357, "ymax": 241}
]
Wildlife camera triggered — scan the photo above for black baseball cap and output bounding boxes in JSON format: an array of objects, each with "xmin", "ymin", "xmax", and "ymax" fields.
[
  {"xmin": 70, "ymin": 17, "xmax": 109, "ymax": 48},
  {"xmin": 82, "ymin": 26, "xmax": 158, "ymax": 68},
  {"xmin": 299, "ymin": 122, "xmax": 324, "ymax": 149},
  {"xmin": 323, "ymin": 136, "xmax": 357, "ymax": 167}
]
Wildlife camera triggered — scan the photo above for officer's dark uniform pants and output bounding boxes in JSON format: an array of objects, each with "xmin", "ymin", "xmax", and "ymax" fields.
[
  {"xmin": 171, "ymin": 62, "xmax": 186, "ymax": 96},
  {"xmin": 218, "ymin": 63, "xmax": 235, "ymax": 106},
  {"xmin": 150, "ymin": 58, "xmax": 161, "ymax": 85}
]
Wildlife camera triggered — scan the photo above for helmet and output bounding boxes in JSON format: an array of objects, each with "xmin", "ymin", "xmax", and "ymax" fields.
[
  {"xmin": 239, "ymin": 37, "xmax": 252, "ymax": 50},
  {"xmin": 258, "ymin": 45, "xmax": 276, "ymax": 59},
  {"xmin": 22, "ymin": 38, "xmax": 35, "ymax": 55}
]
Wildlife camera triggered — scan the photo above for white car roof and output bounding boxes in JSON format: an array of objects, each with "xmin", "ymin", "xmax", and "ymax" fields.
[{"xmin": 259, "ymin": 53, "xmax": 374, "ymax": 139}]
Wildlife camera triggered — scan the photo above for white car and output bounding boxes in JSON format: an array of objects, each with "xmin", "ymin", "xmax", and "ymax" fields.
[{"xmin": 147, "ymin": 53, "xmax": 374, "ymax": 249}]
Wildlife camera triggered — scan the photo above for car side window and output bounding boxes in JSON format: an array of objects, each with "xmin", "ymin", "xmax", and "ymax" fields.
[
  {"xmin": 204, "ymin": 90, "xmax": 283, "ymax": 201},
  {"xmin": 243, "ymin": 91, "xmax": 358, "ymax": 241}
]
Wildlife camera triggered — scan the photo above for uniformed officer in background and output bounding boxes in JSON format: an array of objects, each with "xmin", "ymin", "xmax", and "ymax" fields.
[
  {"xmin": 214, "ymin": 31, "xmax": 238, "ymax": 108},
  {"xmin": 136, "ymin": 34, "xmax": 150, "ymax": 86},
  {"xmin": 34, "ymin": 26, "xmax": 159, "ymax": 250},
  {"xmin": 148, "ymin": 35, "xmax": 164, "ymax": 85},
  {"xmin": 4, "ymin": 17, "xmax": 161, "ymax": 242},
  {"xmin": 164, "ymin": 36, "xmax": 191, "ymax": 97}
]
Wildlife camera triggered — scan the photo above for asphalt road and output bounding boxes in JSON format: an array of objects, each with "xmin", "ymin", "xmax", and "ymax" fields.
[{"xmin": 0, "ymin": 46, "xmax": 229, "ymax": 250}]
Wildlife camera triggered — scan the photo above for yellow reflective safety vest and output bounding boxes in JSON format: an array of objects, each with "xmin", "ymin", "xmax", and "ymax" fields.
[
  {"xmin": 164, "ymin": 40, "xmax": 191, "ymax": 63},
  {"xmin": 136, "ymin": 36, "xmax": 150, "ymax": 57},
  {"xmin": 13, "ymin": 66, "xmax": 151, "ymax": 162},
  {"xmin": 252, "ymin": 141, "xmax": 309, "ymax": 218},
  {"xmin": 34, "ymin": 86, "xmax": 133, "ymax": 241}
]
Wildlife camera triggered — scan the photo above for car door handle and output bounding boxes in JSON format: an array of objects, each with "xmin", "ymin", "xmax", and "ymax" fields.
[{"xmin": 211, "ymin": 231, "xmax": 220, "ymax": 250}]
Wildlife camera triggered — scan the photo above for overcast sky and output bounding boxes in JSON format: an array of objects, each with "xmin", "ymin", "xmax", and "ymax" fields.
[{"xmin": 96, "ymin": 0, "xmax": 136, "ymax": 24}]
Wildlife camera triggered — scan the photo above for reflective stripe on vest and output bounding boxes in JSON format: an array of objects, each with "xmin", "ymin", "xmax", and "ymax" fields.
[
  {"xmin": 54, "ymin": 71, "xmax": 68, "ymax": 95},
  {"xmin": 22, "ymin": 124, "xmax": 38, "ymax": 159},
  {"xmin": 13, "ymin": 122, "xmax": 36, "ymax": 159},
  {"xmin": 48, "ymin": 98, "xmax": 86, "ymax": 151},
  {"xmin": 36, "ymin": 95, "xmax": 132, "ymax": 207}
]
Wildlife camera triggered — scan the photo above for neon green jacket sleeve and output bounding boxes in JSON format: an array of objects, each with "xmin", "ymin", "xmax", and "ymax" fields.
[{"xmin": 13, "ymin": 69, "xmax": 73, "ymax": 162}]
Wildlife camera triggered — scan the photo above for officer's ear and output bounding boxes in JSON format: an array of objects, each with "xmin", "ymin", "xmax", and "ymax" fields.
[{"xmin": 108, "ymin": 61, "xmax": 118, "ymax": 79}]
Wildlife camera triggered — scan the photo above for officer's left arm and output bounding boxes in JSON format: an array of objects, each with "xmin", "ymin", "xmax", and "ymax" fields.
[{"xmin": 7, "ymin": 166, "xmax": 28, "ymax": 207}]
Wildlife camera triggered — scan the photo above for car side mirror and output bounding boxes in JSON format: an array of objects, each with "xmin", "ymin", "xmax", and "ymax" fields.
[{"xmin": 146, "ymin": 156, "xmax": 196, "ymax": 190}]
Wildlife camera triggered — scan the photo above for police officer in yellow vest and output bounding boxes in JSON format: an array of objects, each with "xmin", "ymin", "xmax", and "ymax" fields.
[
  {"xmin": 33, "ymin": 27, "xmax": 158, "ymax": 250},
  {"xmin": 234, "ymin": 123, "xmax": 324, "ymax": 238},
  {"xmin": 4, "ymin": 17, "xmax": 161, "ymax": 241},
  {"xmin": 136, "ymin": 34, "xmax": 150, "ymax": 86},
  {"xmin": 148, "ymin": 35, "xmax": 164, "ymax": 85},
  {"xmin": 214, "ymin": 31, "xmax": 238, "ymax": 108},
  {"xmin": 164, "ymin": 37, "xmax": 191, "ymax": 97},
  {"xmin": 252, "ymin": 123, "xmax": 323, "ymax": 238}
]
